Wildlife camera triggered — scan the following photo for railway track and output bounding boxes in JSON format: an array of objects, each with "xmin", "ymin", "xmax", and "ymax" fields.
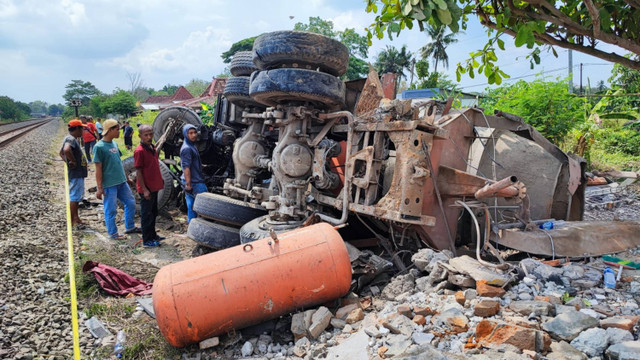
[{"xmin": 0, "ymin": 118, "xmax": 56, "ymax": 149}]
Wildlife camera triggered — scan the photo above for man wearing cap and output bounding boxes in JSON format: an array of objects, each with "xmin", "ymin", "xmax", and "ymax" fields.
[
  {"xmin": 92, "ymin": 119, "xmax": 141, "ymax": 240},
  {"xmin": 81, "ymin": 115, "xmax": 98, "ymax": 162},
  {"xmin": 59, "ymin": 119, "xmax": 88, "ymax": 229}
]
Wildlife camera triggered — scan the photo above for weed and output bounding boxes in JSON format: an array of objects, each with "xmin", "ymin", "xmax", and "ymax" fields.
[
  {"xmin": 85, "ymin": 303, "xmax": 109, "ymax": 318},
  {"xmin": 561, "ymin": 291, "xmax": 573, "ymax": 303}
]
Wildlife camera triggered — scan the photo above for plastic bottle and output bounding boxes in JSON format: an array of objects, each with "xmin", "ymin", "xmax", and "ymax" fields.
[
  {"xmin": 539, "ymin": 221, "xmax": 554, "ymax": 230},
  {"xmin": 603, "ymin": 267, "xmax": 616, "ymax": 289},
  {"xmin": 114, "ymin": 330, "xmax": 125, "ymax": 358}
]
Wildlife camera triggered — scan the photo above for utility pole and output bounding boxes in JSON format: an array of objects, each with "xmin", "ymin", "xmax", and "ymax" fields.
[
  {"xmin": 568, "ymin": 50, "xmax": 573, "ymax": 93},
  {"xmin": 580, "ymin": 63, "xmax": 583, "ymax": 95}
]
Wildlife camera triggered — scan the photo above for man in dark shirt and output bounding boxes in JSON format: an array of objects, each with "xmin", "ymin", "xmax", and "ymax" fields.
[
  {"xmin": 123, "ymin": 121, "xmax": 134, "ymax": 150},
  {"xmin": 134, "ymin": 125, "xmax": 164, "ymax": 247},
  {"xmin": 59, "ymin": 119, "xmax": 89, "ymax": 229},
  {"xmin": 180, "ymin": 124, "xmax": 206, "ymax": 223}
]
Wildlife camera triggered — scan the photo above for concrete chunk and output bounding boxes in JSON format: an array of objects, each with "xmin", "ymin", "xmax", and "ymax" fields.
[
  {"xmin": 448, "ymin": 255, "xmax": 510, "ymax": 286},
  {"xmin": 308, "ymin": 306, "xmax": 332, "ymax": 339},
  {"xmin": 542, "ymin": 311, "xmax": 599, "ymax": 342},
  {"xmin": 199, "ymin": 336, "xmax": 219, "ymax": 350}
]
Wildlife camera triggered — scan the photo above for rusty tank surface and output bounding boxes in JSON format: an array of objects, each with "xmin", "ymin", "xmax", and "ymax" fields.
[{"xmin": 153, "ymin": 223, "xmax": 351, "ymax": 347}]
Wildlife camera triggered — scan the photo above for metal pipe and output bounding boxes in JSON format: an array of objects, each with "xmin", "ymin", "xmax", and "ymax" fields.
[
  {"xmin": 475, "ymin": 176, "xmax": 518, "ymax": 199},
  {"xmin": 318, "ymin": 111, "xmax": 354, "ymax": 226}
]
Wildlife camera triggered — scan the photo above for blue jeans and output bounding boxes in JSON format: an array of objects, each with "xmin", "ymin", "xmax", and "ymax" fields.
[
  {"xmin": 103, "ymin": 182, "xmax": 136, "ymax": 237},
  {"xmin": 185, "ymin": 182, "xmax": 208, "ymax": 223}
]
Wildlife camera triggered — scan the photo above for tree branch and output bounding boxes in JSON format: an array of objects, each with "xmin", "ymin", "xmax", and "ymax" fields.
[
  {"xmin": 623, "ymin": 0, "xmax": 640, "ymax": 10},
  {"xmin": 583, "ymin": 0, "xmax": 602, "ymax": 38},
  {"xmin": 480, "ymin": 19, "xmax": 640, "ymax": 71}
]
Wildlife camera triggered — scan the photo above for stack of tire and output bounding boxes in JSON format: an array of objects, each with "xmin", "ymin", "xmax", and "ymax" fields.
[
  {"xmin": 188, "ymin": 193, "xmax": 267, "ymax": 256},
  {"xmin": 223, "ymin": 51, "xmax": 265, "ymax": 109},
  {"xmin": 248, "ymin": 31, "xmax": 349, "ymax": 109}
]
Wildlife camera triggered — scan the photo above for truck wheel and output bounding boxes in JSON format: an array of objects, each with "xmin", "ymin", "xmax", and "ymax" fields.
[
  {"xmin": 239, "ymin": 215, "xmax": 302, "ymax": 244},
  {"xmin": 224, "ymin": 76, "xmax": 266, "ymax": 109},
  {"xmin": 122, "ymin": 157, "xmax": 174, "ymax": 210},
  {"xmin": 187, "ymin": 217, "xmax": 241, "ymax": 249},
  {"xmin": 193, "ymin": 193, "xmax": 267, "ymax": 227},
  {"xmin": 152, "ymin": 106, "xmax": 202, "ymax": 145},
  {"xmin": 252, "ymin": 31, "xmax": 349, "ymax": 77},
  {"xmin": 249, "ymin": 69, "xmax": 345, "ymax": 109},
  {"xmin": 230, "ymin": 51, "xmax": 258, "ymax": 77}
]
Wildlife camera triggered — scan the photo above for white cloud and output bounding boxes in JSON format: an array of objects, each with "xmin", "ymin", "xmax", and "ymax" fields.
[
  {"xmin": 60, "ymin": 0, "xmax": 86, "ymax": 26},
  {"xmin": 0, "ymin": 0, "xmax": 18, "ymax": 18}
]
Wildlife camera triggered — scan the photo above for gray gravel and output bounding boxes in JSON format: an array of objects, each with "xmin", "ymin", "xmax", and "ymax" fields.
[{"xmin": 0, "ymin": 120, "xmax": 96, "ymax": 359}]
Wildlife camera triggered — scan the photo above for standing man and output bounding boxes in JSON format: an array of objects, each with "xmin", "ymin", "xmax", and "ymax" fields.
[
  {"xmin": 180, "ymin": 124, "xmax": 206, "ymax": 223},
  {"xmin": 81, "ymin": 115, "xmax": 98, "ymax": 162},
  {"xmin": 123, "ymin": 121, "xmax": 134, "ymax": 151},
  {"xmin": 59, "ymin": 119, "xmax": 88, "ymax": 229},
  {"xmin": 133, "ymin": 125, "xmax": 163, "ymax": 247},
  {"xmin": 93, "ymin": 119, "xmax": 141, "ymax": 240},
  {"xmin": 95, "ymin": 118, "xmax": 103, "ymax": 140}
]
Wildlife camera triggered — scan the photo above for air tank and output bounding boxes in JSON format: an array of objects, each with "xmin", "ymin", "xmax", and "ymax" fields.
[{"xmin": 153, "ymin": 222, "xmax": 352, "ymax": 347}]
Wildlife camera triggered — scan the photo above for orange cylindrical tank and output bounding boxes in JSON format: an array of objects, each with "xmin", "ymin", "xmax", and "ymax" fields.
[{"xmin": 153, "ymin": 222, "xmax": 352, "ymax": 347}]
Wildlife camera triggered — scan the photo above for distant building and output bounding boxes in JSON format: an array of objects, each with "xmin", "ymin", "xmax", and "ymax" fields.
[
  {"xmin": 399, "ymin": 88, "xmax": 481, "ymax": 108},
  {"xmin": 140, "ymin": 78, "xmax": 228, "ymax": 111}
]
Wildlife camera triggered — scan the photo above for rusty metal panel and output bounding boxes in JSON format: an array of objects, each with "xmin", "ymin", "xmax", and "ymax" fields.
[
  {"xmin": 354, "ymin": 68, "xmax": 385, "ymax": 116},
  {"xmin": 494, "ymin": 221, "xmax": 640, "ymax": 257},
  {"xmin": 380, "ymin": 73, "xmax": 397, "ymax": 100}
]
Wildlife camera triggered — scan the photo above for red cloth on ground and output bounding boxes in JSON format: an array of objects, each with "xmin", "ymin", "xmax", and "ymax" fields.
[{"xmin": 82, "ymin": 261, "xmax": 152, "ymax": 296}]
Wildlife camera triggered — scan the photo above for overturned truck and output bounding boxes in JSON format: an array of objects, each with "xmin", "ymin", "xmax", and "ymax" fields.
[{"xmin": 152, "ymin": 31, "xmax": 589, "ymax": 347}]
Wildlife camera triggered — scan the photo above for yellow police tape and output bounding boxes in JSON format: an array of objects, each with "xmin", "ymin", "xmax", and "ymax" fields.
[{"xmin": 63, "ymin": 163, "xmax": 82, "ymax": 360}]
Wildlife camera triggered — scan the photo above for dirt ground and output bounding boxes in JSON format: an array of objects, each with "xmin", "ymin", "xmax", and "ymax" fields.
[{"xmin": 47, "ymin": 129, "xmax": 207, "ymax": 358}]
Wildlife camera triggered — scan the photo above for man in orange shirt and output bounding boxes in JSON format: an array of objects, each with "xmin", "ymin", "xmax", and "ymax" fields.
[{"xmin": 81, "ymin": 115, "xmax": 99, "ymax": 162}]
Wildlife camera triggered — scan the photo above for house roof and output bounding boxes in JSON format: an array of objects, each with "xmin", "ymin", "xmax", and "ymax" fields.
[
  {"xmin": 163, "ymin": 78, "xmax": 228, "ymax": 110},
  {"xmin": 144, "ymin": 95, "xmax": 171, "ymax": 103},
  {"xmin": 171, "ymin": 86, "xmax": 194, "ymax": 101}
]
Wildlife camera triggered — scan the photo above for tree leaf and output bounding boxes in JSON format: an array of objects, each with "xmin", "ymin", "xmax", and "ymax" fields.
[
  {"xmin": 436, "ymin": 8, "xmax": 452, "ymax": 25},
  {"xmin": 497, "ymin": 38, "xmax": 505, "ymax": 51},
  {"xmin": 434, "ymin": 0, "xmax": 448, "ymax": 10},
  {"xmin": 403, "ymin": 1, "xmax": 413, "ymax": 16},
  {"xmin": 515, "ymin": 26, "xmax": 531, "ymax": 47},
  {"xmin": 411, "ymin": 0, "xmax": 420, "ymax": 5}
]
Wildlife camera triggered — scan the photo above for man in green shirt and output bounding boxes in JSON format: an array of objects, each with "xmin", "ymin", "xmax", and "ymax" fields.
[{"xmin": 93, "ymin": 119, "xmax": 141, "ymax": 240}]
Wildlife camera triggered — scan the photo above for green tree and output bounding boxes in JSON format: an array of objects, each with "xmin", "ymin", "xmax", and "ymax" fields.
[
  {"xmin": 374, "ymin": 45, "xmax": 413, "ymax": 78},
  {"xmin": 364, "ymin": 0, "xmax": 640, "ymax": 84},
  {"xmin": 48, "ymin": 104, "xmax": 65, "ymax": 116},
  {"xmin": 479, "ymin": 77, "xmax": 583, "ymax": 143},
  {"xmin": 63, "ymin": 80, "xmax": 101, "ymax": 106},
  {"xmin": 103, "ymin": 90, "xmax": 137, "ymax": 118},
  {"xmin": 420, "ymin": 25, "xmax": 458, "ymax": 73},
  {"xmin": 184, "ymin": 79, "xmax": 208, "ymax": 98},
  {"xmin": 609, "ymin": 54, "xmax": 640, "ymax": 108},
  {"xmin": 294, "ymin": 17, "xmax": 371, "ymax": 80},
  {"xmin": 221, "ymin": 37, "xmax": 257, "ymax": 63},
  {"xmin": 0, "ymin": 96, "xmax": 29, "ymax": 121},
  {"xmin": 294, "ymin": 16, "xmax": 336, "ymax": 37},
  {"xmin": 28, "ymin": 100, "xmax": 48, "ymax": 115},
  {"xmin": 160, "ymin": 84, "xmax": 178, "ymax": 96}
]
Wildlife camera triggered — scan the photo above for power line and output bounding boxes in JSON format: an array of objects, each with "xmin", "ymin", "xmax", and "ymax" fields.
[{"xmin": 459, "ymin": 66, "xmax": 568, "ymax": 90}]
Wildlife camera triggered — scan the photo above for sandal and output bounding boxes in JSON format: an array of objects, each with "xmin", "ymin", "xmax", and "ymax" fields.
[
  {"xmin": 111, "ymin": 233, "xmax": 127, "ymax": 240},
  {"xmin": 73, "ymin": 224, "xmax": 87, "ymax": 230}
]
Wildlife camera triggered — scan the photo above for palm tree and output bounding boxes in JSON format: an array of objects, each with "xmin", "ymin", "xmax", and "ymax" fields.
[
  {"xmin": 420, "ymin": 25, "xmax": 459, "ymax": 73},
  {"xmin": 374, "ymin": 45, "xmax": 413, "ymax": 79}
]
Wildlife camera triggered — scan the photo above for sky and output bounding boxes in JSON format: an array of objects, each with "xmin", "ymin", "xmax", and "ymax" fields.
[{"xmin": 0, "ymin": 0, "xmax": 622, "ymax": 105}]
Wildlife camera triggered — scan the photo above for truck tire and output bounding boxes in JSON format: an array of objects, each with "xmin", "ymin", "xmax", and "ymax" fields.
[
  {"xmin": 239, "ymin": 215, "xmax": 301, "ymax": 244},
  {"xmin": 249, "ymin": 69, "xmax": 345, "ymax": 109},
  {"xmin": 252, "ymin": 31, "xmax": 349, "ymax": 76},
  {"xmin": 187, "ymin": 217, "xmax": 241, "ymax": 249},
  {"xmin": 193, "ymin": 193, "xmax": 267, "ymax": 227},
  {"xmin": 152, "ymin": 106, "xmax": 202, "ymax": 144},
  {"xmin": 224, "ymin": 76, "xmax": 266, "ymax": 109},
  {"xmin": 122, "ymin": 157, "xmax": 174, "ymax": 211},
  {"xmin": 230, "ymin": 51, "xmax": 258, "ymax": 76}
]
